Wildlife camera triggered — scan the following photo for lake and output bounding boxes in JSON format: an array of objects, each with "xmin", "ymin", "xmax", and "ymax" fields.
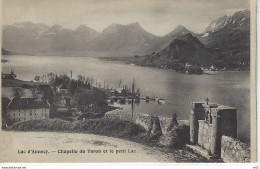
[{"xmin": 2, "ymin": 55, "xmax": 250, "ymax": 141}]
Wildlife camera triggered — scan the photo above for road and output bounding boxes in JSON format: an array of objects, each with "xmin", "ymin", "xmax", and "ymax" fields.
[{"xmin": 0, "ymin": 131, "xmax": 176, "ymax": 163}]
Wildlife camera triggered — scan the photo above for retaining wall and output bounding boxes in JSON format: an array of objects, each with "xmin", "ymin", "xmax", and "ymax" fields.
[
  {"xmin": 221, "ymin": 136, "xmax": 250, "ymax": 163},
  {"xmin": 135, "ymin": 113, "xmax": 189, "ymax": 134},
  {"xmin": 104, "ymin": 109, "xmax": 133, "ymax": 121}
]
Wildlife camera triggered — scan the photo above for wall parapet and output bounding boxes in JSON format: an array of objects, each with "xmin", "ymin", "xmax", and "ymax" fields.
[
  {"xmin": 221, "ymin": 135, "xmax": 250, "ymax": 163},
  {"xmin": 135, "ymin": 113, "xmax": 189, "ymax": 134}
]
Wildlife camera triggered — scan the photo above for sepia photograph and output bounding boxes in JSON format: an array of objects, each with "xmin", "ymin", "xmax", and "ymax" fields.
[{"xmin": 0, "ymin": 0, "xmax": 257, "ymax": 164}]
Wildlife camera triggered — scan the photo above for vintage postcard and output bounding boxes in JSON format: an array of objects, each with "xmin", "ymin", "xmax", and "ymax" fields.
[{"xmin": 0, "ymin": 0, "xmax": 257, "ymax": 163}]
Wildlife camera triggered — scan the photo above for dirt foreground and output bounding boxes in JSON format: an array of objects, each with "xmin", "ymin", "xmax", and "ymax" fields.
[{"xmin": 0, "ymin": 131, "xmax": 182, "ymax": 163}]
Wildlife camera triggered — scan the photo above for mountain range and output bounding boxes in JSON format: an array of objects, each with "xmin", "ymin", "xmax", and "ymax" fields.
[
  {"xmin": 147, "ymin": 9, "xmax": 250, "ymax": 70},
  {"xmin": 197, "ymin": 10, "xmax": 250, "ymax": 67},
  {"xmin": 89, "ymin": 22, "xmax": 159, "ymax": 56},
  {"xmin": 2, "ymin": 9, "xmax": 250, "ymax": 69}
]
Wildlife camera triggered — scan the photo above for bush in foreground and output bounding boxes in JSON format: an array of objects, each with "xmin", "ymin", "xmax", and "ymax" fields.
[{"xmin": 159, "ymin": 124, "xmax": 190, "ymax": 148}]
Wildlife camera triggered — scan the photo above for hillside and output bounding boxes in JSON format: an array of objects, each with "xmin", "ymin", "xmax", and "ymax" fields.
[
  {"xmin": 146, "ymin": 25, "xmax": 194, "ymax": 53},
  {"xmin": 131, "ymin": 33, "xmax": 217, "ymax": 70},
  {"xmin": 197, "ymin": 10, "xmax": 250, "ymax": 70},
  {"xmin": 2, "ymin": 48, "xmax": 13, "ymax": 55}
]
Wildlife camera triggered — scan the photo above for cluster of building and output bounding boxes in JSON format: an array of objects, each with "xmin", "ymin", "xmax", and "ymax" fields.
[
  {"xmin": 1, "ymin": 69, "xmax": 50, "ymax": 124},
  {"xmin": 4, "ymin": 84, "xmax": 54, "ymax": 125},
  {"xmin": 3, "ymin": 70, "xmax": 126, "ymax": 125},
  {"xmin": 2, "ymin": 69, "xmax": 17, "ymax": 79},
  {"xmin": 6, "ymin": 97, "xmax": 50, "ymax": 124}
]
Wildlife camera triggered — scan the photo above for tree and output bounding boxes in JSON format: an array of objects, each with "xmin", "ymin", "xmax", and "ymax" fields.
[
  {"xmin": 51, "ymin": 74, "xmax": 70, "ymax": 87},
  {"xmin": 136, "ymin": 88, "xmax": 140, "ymax": 96},
  {"xmin": 34, "ymin": 76, "xmax": 40, "ymax": 82},
  {"xmin": 47, "ymin": 90, "xmax": 54, "ymax": 105},
  {"xmin": 167, "ymin": 112, "xmax": 179, "ymax": 132},
  {"xmin": 69, "ymin": 79, "xmax": 77, "ymax": 94},
  {"xmin": 13, "ymin": 88, "xmax": 24, "ymax": 98},
  {"xmin": 76, "ymin": 88, "xmax": 107, "ymax": 112},
  {"xmin": 76, "ymin": 89, "xmax": 93, "ymax": 112},
  {"xmin": 92, "ymin": 88, "xmax": 107, "ymax": 105},
  {"xmin": 98, "ymin": 82, "xmax": 102, "ymax": 88},
  {"xmin": 42, "ymin": 89, "xmax": 54, "ymax": 106},
  {"xmin": 42, "ymin": 90, "xmax": 48, "ymax": 102},
  {"xmin": 118, "ymin": 80, "xmax": 122, "ymax": 88},
  {"xmin": 83, "ymin": 83, "xmax": 91, "ymax": 90},
  {"xmin": 121, "ymin": 89, "xmax": 127, "ymax": 96},
  {"xmin": 2, "ymin": 97, "xmax": 11, "ymax": 118}
]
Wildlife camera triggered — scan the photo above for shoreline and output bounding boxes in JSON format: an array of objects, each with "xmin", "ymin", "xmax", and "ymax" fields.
[
  {"xmin": 98, "ymin": 57, "xmax": 250, "ymax": 73},
  {"xmin": 3, "ymin": 54, "xmax": 250, "ymax": 73}
]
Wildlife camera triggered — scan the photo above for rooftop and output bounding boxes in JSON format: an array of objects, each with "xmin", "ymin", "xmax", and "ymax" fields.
[
  {"xmin": 37, "ymin": 84, "xmax": 51, "ymax": 91},
  {"xmin": 57, "ymin": 84, "xmax": 68, "ymax": 89},
  {"xmin": 7, "ymin": 98, "xmax": 50, "ymax": 110}
]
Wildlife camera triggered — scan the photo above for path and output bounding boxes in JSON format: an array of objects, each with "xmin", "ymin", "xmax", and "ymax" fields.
[{"xmin": 0, "ymin": 131, "xmax": 176, "ymax": 163}]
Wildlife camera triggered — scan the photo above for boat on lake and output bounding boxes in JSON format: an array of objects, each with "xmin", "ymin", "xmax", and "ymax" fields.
[{"xmin": 155, "ymin": 97, "xmax": 166, "ymax": 104}]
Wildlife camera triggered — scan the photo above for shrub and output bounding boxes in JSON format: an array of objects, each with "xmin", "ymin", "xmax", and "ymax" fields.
[{"xmin": 159, "ymin": 124, "xmax": 190, "ymax": 148}]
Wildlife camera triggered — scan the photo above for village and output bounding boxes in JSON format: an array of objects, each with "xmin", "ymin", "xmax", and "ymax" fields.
[{"xmin": 1, "ymin": 69, "xmax": 148, "ymax": 127}]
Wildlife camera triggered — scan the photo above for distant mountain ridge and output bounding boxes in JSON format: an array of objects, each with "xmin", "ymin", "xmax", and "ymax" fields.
[
  {"xmin": 2, "ymin": 22, "xmax": 101, "ymax": 55},
  {"xmin": 2, "ymin": 9, "xmax": 250, "ymax": 70},
  {"xmin": 146, "ymin": 25, "xmax": 194, "ymax": 53},
  {"xmin": 90, "ymin": 22, "xmax": 159, "ymax": 56}
]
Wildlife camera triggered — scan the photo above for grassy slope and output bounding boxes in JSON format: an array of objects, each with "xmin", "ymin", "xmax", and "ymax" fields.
[{"xmin": 8, "ymin": 118, "xmax": 146, "ymax": 140}]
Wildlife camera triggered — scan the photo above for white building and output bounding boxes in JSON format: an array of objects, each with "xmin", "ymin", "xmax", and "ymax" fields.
[
  {"xmin": 6, "ymin": 98, "xmax": 50, "ymax": 123},
  {"xmin": 57, "ymin": 84, "xmax": 69, "ymax": 93},
  {"xmin": 185, "ymin": 63, "xmax": 192, "ymax": 68}
]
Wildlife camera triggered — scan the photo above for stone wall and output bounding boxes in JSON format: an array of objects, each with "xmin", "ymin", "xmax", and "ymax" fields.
[
  {"xmin": 135, "ymin": 113, "xmax": 189, "ymax": 134},
  {"xmin": 198, "ymin": 120, "xmax": 212, "ymax": 151},
  {"xmin": 135, "ymin": 113, "xmax": 152, "ymax": 130},
  {"xmin": 221, "ymin": 136, "xmax": 250, "ymax": 163},
  {"xmin": 157, "ymin": 116, "xmax": 172, "ymax": 134},
  {"xmin": 104, "ymin": 109, "xmax": 133, "ymax": 121}
]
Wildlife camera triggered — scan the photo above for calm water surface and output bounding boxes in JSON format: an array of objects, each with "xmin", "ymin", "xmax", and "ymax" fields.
[{"xmin": 2, "ymin": 55, "xmax": 250, "ymax": 141}]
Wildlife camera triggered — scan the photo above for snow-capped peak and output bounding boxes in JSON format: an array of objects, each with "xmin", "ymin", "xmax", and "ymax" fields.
[{"xmin": 204, "ymin": 9, "xmax": 250, "ymax": 33}]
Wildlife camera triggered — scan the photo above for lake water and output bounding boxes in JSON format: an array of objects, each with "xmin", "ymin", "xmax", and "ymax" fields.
[{"xmin": 2, "ymin": 55, "xmax": 250, "ymax": 141}]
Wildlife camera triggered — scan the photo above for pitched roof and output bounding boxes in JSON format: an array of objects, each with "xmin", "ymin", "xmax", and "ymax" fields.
[
  {"xmin": 57, "ymin": 84, "xmax": 68, "ymax": 89},
  {"xmin": 7, "ymin": 98, "xmax": 50, "ymax": 110},
  {"xmin": 37, "ymin": 85, "xmax": 51, "ymax": 91}
]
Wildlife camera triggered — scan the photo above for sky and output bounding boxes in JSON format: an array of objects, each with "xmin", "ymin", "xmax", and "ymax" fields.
[{"xmin": 2, "ymin": 0, "xmax": 250, "ymax": 36}]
